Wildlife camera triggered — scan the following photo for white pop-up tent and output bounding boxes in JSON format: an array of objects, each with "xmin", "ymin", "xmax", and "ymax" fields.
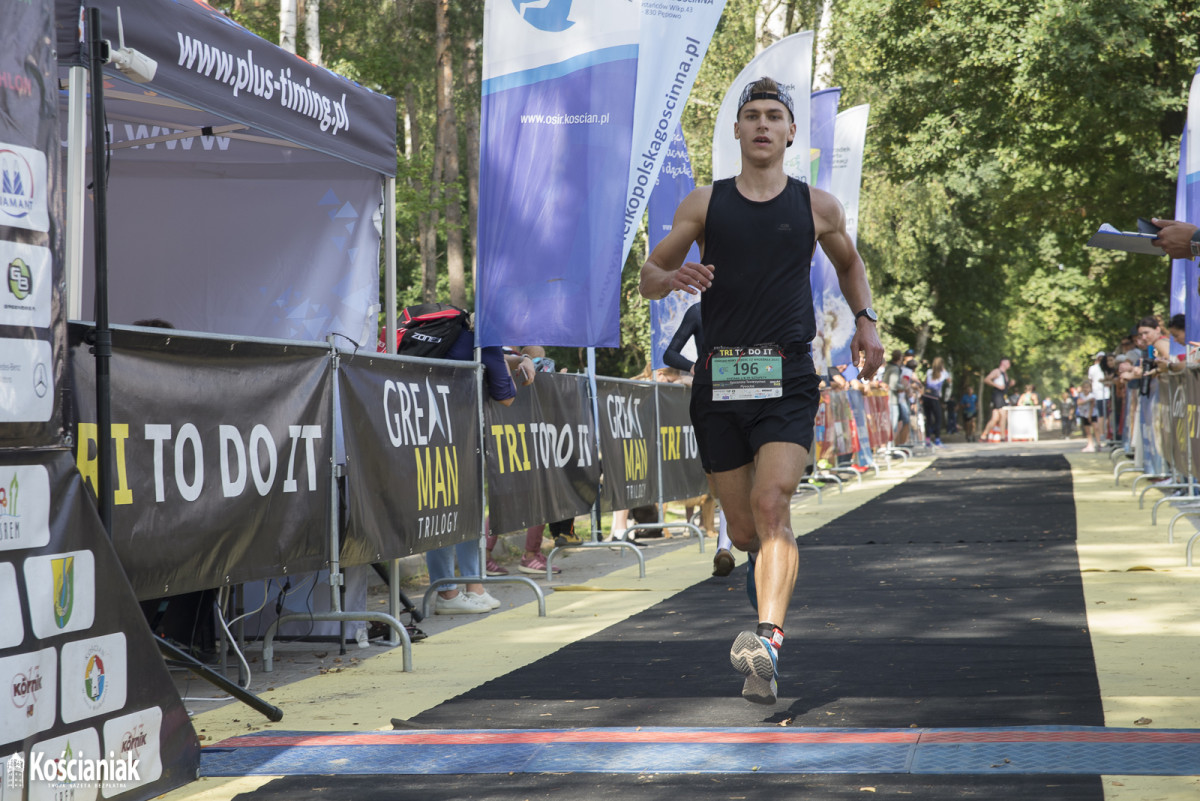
[{"xmin": 55, "ymin": 0, "xmax": 399, "ymax": 343}]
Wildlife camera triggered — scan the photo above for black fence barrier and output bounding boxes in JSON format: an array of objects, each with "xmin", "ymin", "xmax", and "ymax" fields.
[
  {"xmin": 67, "ymin": 324, "xmax": 332, "ymax": 599},
  {"xmin": 338, "ymin": 349, "xmax": 483, "ymax": 566},
  {"xmin": 483, "ymin": 371, "xmax": 599, "ymax": 534}
]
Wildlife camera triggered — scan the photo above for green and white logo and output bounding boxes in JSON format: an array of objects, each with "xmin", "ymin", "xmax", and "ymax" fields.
[{"xmin": 7, "ymin": 256, "xmax": 31, "ymax": 299}]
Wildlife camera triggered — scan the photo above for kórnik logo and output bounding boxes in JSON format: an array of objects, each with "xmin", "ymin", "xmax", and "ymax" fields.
[{"xmin": 511, "ymin": 0, "xmax": 574, "ymax": 32}]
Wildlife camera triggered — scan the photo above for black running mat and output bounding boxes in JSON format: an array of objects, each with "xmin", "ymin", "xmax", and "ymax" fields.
[
  {"xmin": 408, "ymin": 455, "xmax": 1101, "ymax": 731},
  {"xmin": 226, "ymin": 455, "xmax": 1103, "ymax": 800}
]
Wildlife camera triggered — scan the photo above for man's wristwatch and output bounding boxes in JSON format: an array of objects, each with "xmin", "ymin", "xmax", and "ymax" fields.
[
  {"xmin": 1190, "ymin": 228, "xmax": 1200, "ymax": 259},
  {"xmin": 854, "ymin": 307, "xmax": 879, "ymax": 324}
]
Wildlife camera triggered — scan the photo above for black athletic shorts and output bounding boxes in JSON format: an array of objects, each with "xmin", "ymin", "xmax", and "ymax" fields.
[
  {"xmin": 688, "ymin": 387, "xmax": 713, "ymax": 474},
  {"xmin": 991, "ymin": 389, "xmax": 1006, "ymax": 410},
  {"xmin": 690, "ymin": 372, "xmax": 821, "ymax": 473}
]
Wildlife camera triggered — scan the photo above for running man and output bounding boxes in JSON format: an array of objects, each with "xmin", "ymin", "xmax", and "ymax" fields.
[{"xmin": 638, "ymin": 77, "xmax": 884, "ymax": 704}]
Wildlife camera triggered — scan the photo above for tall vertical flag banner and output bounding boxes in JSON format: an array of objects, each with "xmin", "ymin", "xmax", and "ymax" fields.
[
  {"xmin": 649, "ymin": 125, "xmax": 701, "ymax": 369},
  {"xmin": 831, "ymin": 104, "xmax": 870, "ymax": 247},
  {"xmin": 1170, "ymin": 130, "xmax": 1188, "ymax": 357},
  {"xmin": 821, "ymin": 102, "xmax": 870, "ymax": 376},
  {"xmin": 808, "ymin": 88, "xmax": 845, "ymax": 376},
  {"xmin": 1184, "ymin": 64, "xmax": 1200, "ymax": 347},
  {"xmin": 477, "ymin": 1, "xmax": 641, "ymax": 347},
  {"xmin": 712, "ymin": 31, "xmax": 814, "ymax": 182},
  {"xmin": 620, "ymin": 0, "xmax": 726, "ymax": 262}
]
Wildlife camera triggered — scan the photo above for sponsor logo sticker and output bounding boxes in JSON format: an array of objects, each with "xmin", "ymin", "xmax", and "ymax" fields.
[
  {"xmin": 61, "ymin": 633, "xmax": 128, "ymax": 724},
  {"xmin": 23, "ymin": 551, "xmax": 95, "ymax": 639},
  {"xmin": 0, "ymin": 647, "xmax": 57, "ymax": 746},
  {"xmin": 101, "ymin": 707, "xmax": 162, "ymax": 794},
  {"xmin": 0, "ymin": 463, "xmax": 51, "ymax": 552},
  {"xmin": 0, "ymin": 143, "xmax": 49, "ymax": 233},
  {"xmin": 0, "ymin": 564, "xmax": 23, "ymax": 649},
  {"xmin": 0, "ymin": 337, "xmax": 54, "ymax": 423},
  {"xmin": 27, "ymin": 728, "xmax": 103, "ymax": 801},
  {"xmin": 0, "ymin": 241, "xmax": 51, "ymax": 329}
]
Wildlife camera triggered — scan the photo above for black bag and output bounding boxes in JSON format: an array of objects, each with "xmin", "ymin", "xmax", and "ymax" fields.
[{"xmin": 396, "ymin": 303, "xmax": 470, "ymax": 358}]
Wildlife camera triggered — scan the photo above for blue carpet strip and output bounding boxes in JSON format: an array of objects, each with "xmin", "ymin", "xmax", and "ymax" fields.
[{"xmin": 201, "ymin": 727, "xmax": 1200, "ymax": 776}]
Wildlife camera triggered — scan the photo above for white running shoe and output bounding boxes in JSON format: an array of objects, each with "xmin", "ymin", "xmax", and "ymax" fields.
[
  {"xmin": 435, "ymin": 592, "xmax": 491, "ymax": 615},
  {"xmin": 464, "ymin": 590, "xmax": 501, "ymax": 610}
]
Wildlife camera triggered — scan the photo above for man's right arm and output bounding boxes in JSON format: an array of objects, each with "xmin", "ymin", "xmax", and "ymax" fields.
[
  {"xmin": 639, "ymin": 187, "xmax": 711, "ymax": 300},
  {"xmin": 1150, "ymin": 219, "xmax": 1200, "ymax": 260}
]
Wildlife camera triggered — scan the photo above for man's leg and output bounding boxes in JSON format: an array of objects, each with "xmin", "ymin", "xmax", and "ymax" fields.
[{"xmin": 715, "ymin": 442, "xmax": 806, "ymax": 704}]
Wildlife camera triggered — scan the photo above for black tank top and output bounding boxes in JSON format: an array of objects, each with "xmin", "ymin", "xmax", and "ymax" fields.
[{"xmin": 696, "ymin": 176, "xmax": 816, "ymax": 385}]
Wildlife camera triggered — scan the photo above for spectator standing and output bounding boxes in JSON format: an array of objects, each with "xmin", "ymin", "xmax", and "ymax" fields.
[
  {"xmin": 961, "ymin": 385, "xmax": 978, "ymax": 442},
  {"xmin": 1059, "ymin": 389, "xmax": 1075, "ymax": 438},
  {"xmin": 663, "ymin": 303, "xmax": 735, "ymax": 576},
  {"xmin": 1077, "ymin": 382, "xmax": 1097, "ymax": 452},
  {"xmin": 881, "ymin": 350, "xmax": 912, "ymax": 448},
  {"xmin": 922, "ymin": 357, "xmax": 950, "ymax": 447},
  {"xmin": 425, "ymin": 330, "xmax": 519, "ymax": 614},
  {"xmin": 1087, "ymin": 353, "xmax": 1111, "ymax": 444}
]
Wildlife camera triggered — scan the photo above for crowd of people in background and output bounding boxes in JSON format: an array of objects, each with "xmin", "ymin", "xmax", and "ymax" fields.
[{"xmin": 1044, "ymin": 312, "xmax": 1188, "ymax": 454}]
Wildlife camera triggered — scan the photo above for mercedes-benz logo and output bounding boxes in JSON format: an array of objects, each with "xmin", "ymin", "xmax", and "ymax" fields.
[{"xmin": 32, "ymin": 362, "xmax": 49, "ymax": 398}]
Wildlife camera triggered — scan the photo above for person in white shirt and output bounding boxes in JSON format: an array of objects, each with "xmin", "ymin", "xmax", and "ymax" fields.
[
  {"xmin": 1087, "ymin": 352, "xmax": 1110, "ymax": 444},
  {"xmin": 1076, "ymin": 382, "xmax": 1097, "ymax": 452}
]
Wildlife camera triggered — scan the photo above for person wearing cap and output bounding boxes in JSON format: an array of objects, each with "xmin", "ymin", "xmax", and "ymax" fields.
[
  {"xmin": 638, "ymin": 76, "xmax": 884, "ymax": 706},
  {"xmin": 1087, "ymin": 351, "xmax": 1111, "ymax": 446}
]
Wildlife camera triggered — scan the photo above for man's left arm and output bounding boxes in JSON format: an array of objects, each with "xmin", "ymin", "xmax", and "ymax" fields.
[{"xmin": 812, "ymin": 188, "xmax": 884, "ymax": 379}]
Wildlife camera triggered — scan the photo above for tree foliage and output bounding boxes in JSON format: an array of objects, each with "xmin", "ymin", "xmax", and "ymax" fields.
[{"xmin": 831, "ymin": 0, "xmax": 1199, "ymax": 389}]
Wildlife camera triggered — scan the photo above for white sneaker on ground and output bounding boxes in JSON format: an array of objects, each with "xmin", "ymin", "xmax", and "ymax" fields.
[
  {"xmin": 730, "ymin": 631, "xmax": 779, "ymax": 705},
  {"xmin": 464, "ymin": 590, "xmax": 501, "ymax": 610},
  {"xmin": 435, "ymin": 592, "xmax": 491, "ymax": 615}
]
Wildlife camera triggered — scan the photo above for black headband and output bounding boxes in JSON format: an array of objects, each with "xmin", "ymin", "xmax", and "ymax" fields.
[{"xmin": 737, "ymin": 80, "xmax": 796, "ymax": 121}]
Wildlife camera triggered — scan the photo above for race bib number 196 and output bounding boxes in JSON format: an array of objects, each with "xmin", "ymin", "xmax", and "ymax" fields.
[{"xmin": 711, "ymin": 345, "xmax": 782, "ymax": 401}]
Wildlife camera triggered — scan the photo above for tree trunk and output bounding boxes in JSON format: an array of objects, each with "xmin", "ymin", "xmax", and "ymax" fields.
[
  {"xmin": 407, "ymin": 84, "xmax": 439, "ymax": 303},
  {"xmin": 755, "ymin": 0, "xmax": 788, "ymax": 52},
  {"xmin": 436, "ymin": 0, "xmax": 465, "ymax": 308},
  {"xmin": 813, "ymin": 0, "xmax": 835, "ymax": 90},
  {"xmin": 462, "ymin": 34, "xmax": 480, "ymax": 293},
  {"xmin": 279, "ymin": 0, "xmax": 297, "ymax": 54},
  {"xmin": 305, "ymin": 0, "xmax": 322, "ymax": 66}
]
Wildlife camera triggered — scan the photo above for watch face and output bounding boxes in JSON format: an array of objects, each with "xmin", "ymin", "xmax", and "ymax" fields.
[{"xmin": 859, "ymin": 307, "xmax": 878, "ymax": 322}]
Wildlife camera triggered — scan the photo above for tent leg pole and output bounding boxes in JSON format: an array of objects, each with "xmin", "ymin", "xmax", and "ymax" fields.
[
  {"xmin": 385, "ymin": 176, "xmax": 397, "ymax": 353},
  {"xmin": 65, "ymin": 66, "xmax": 88, "ymax": 321}
]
